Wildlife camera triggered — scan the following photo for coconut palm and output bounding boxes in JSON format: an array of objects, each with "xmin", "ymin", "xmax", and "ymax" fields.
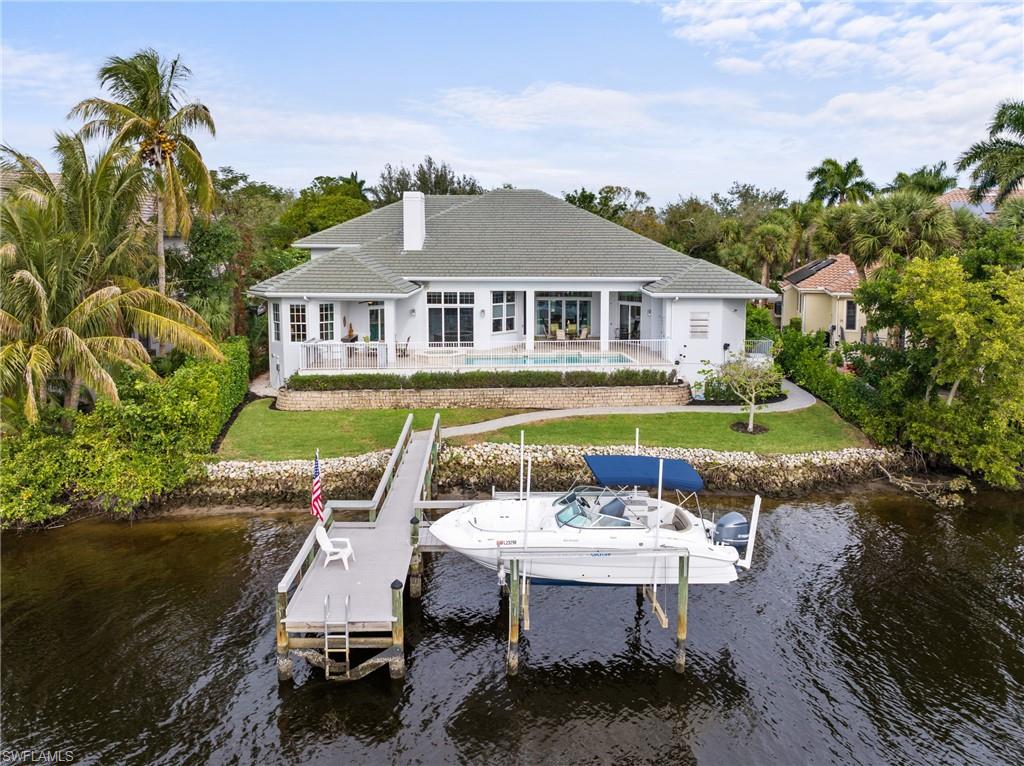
[
  {"xmin": 807, "ymin": 158, "xmax": 877, "ymax": 206},
  {"xmin": 885, "ymin": 161, "xmax": 958, "ymax": 196},
  {"xmin": 956, "ymin": 100, "xmax": 1024, "ymax": 205},
  {"xmin": 69, "ymin": 49, "xmax": 216, "ymax": 295},
  {"xmin": 849, "ymin": 190, "xmax": 960, "ymax": 280},
  {"xmin": 1, "ymin": 139, "xmax": 221, "ymax": 423}
]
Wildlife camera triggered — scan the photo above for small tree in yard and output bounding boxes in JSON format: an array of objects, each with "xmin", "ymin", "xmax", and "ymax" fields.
[{"xmin": 712, "ymin": 357, "xmax": 784, "ymax": 433}]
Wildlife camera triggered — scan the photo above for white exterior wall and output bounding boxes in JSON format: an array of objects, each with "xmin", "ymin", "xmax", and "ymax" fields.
[
  {"xmin": 667, "ymin": 297, "xmax": 748, "ymax": 383},
  {"xmin": 265, "ymin": 284, "xmax": 746, "ymax": 383}
]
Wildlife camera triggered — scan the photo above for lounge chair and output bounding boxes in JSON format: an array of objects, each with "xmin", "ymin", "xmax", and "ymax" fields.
[
  {"xmin": 315, "ymin": 524, "xmax": 356, "ymax": 569},
  {"xmin": 556, "ymin": 328, "xmax": 567, "ymax": 341},
  {"xmin": 579, "ymin": 326, "xmax": 590, "ymax": 340},
  {"xmin": 549, "ymin": 323, "xmax": 559, "ymax": 339}
]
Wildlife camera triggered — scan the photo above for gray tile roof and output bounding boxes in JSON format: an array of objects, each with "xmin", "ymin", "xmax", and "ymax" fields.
[
  {"xmin": 291, "ymin": 196, "xmax": 471, "ymax": 247},
  {"xmin": 250, "ymin": 248, "xmax": 417, "ymax": 296},
  {"xmin": 251, "ymin": 188, "xmax": 774, "ymax": 297}
]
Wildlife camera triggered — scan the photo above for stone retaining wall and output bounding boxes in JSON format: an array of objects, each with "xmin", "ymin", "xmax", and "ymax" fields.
[
  {"xmin": 192, "ymin": 443, "xmax": 907, "ymax": 503},
  {"xmin": 276, "ymin": 384, "xmax": 691, "ymax": 411}
]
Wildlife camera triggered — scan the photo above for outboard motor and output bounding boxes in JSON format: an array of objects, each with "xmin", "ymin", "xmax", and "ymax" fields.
[{"xmin": 714, "ymin": 511, "xmax": 750, "ymax": 553}]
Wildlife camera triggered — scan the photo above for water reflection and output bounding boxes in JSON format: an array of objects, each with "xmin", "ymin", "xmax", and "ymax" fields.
[{"xmin": 1, "ymin": 493, "xmax": 1022, "ymax": 765}]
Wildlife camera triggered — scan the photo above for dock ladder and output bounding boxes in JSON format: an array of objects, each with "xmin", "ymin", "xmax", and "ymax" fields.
[{"xmin": 323, "ymin": 594, "xmax": 352, "ymax": 680}]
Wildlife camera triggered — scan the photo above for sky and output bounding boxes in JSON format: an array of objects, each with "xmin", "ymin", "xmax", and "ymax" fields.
[{"xmin": 2, "ymin": 1, "xmax": 1022, "ymax": 205}]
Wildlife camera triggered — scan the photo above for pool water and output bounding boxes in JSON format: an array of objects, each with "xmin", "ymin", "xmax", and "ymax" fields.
[{"xmin": 463, "ymin": 352, "xmax": 633, "ymax": 366}]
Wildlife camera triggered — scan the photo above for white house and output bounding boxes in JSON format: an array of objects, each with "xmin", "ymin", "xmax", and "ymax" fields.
[{"xmin": 250, "ymin": 189, "xmax": 776, "ymax": 388}]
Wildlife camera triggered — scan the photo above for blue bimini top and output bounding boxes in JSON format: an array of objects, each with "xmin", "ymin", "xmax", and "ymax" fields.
[{"xmin": 584, "ymin": 455, "xmax": 704, "ymax": 493}]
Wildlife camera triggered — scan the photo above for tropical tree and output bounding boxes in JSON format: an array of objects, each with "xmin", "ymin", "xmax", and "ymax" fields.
[
  {"xmin": 812, "ymin": 203, "xmax": 858, "ymax": 263},
  {"xmin": 885, "ymin": 161, "xmax": 958, "ymax": 196},
  {"xmin": 69, "ymin": 49, "xmax": 216, "ymax": 296},
  {"xmin": 0, "ymin": 139, "xmax": 221, "ymax": 423},
  {"xmin": 849, "ymin": 190, "xmax": 960, "ymax": 280},
  {"xmin": 781, "ymin": 199, "xmax": 822, "ymax": 268},
  {"xmin": 748, "ymin": 221, "xmax": 792, "ymax": 287},
  {"xmin": 807, "ymin": 158, "xmax": 877, "ymax": 205},
  {"xmin": 372, "ymin": 156, "xmax": 483, "ymax": 206},
  {"xmin": 277, "ymin": 175, "xmax": 371, "ymax": 245},
  {"xmin": 956, "ymin": 100, "xmax": 1024, "ymax": 205}
]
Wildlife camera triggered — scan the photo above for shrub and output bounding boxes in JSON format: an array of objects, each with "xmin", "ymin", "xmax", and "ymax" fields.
[
  {"xmin": 0, "ymin": 338, "xmax": 250, "ymax": 526},
  {"xmin": 287, "ymin": 368, "xmax": 677, "ymax": 391},
  {"xmin": 746, "ymin": 306, "xmax": 780, "ymax": 342}
]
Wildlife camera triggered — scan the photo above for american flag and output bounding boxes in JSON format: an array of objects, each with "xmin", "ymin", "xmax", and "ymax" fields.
[{"xmin": 310, "ymin": 449, "xmax": 324, "ymax": 522}]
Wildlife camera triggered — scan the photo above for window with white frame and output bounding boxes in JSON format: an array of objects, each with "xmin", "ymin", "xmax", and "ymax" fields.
[
  {"xmin": 319, "ymin": 303, "xmax": 335, "ymax": 340},
  {"xmin": 689, "ymin": 311, "xmax": 710, "ymax": 339},
  {"xmin": 491, "ymin": 291, "xmax": 516, "ymax": 332},
  {"xmin": 272, "ymin": 303, "xmax": 281, "ymax": 341},
  {"xmin": 426, "ymin": 291, "xmax": 474, "ymax": 344},
  {"xmin": 289, "ymin": 304, "xmax": 307, "ymax": 342}
]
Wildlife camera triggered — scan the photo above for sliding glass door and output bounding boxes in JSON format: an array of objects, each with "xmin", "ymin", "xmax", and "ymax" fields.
[{"xmin": 534, "ymin": 293, "xmax": 592, "ymax": 337}]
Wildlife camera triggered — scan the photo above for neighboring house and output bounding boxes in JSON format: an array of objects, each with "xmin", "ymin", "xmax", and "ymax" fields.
[
  {"xmin": 250, "ymin": 189, "xmax": 776, "ymax": 388},
  {"xmin": 779, "ymin": 254, "xmax": 879, "ymax": 345},
  {"xmin": 937, "ymin": 187, "xmax": 1024, "ymax": 220}
]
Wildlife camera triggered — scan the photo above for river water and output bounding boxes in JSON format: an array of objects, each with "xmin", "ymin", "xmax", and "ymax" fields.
[{"xmin": 2, "ymin": 491, "xmax": 1022, "ymax": 765}]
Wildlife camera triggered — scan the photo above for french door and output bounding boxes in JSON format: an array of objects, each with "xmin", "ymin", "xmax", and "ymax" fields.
[{"xmin": 619, "ymin": 304, "xmax": 641, "ymax": 339}]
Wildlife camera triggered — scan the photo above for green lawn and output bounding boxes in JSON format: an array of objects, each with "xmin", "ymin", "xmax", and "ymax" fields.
[
  {"xmin": 453, "ymin": 402, "xmax": 870, "ymax": 454},
  {"xmin": 217, "ymin": 400, "xmax": 527, "ymax": 461}
]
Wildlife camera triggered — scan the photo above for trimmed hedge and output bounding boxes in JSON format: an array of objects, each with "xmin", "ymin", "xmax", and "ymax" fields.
[
  {"xmin": 288, "ymin": 368, "xmax": 677, "ymax": 391},
  {"xmin": 1, "ymin": 337, "xmax": 250, "ymax": 526}
]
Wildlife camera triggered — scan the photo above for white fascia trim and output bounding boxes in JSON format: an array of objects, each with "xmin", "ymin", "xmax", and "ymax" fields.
[
  {"xmin": 642, "ymin": 288, "xmax": 779, "ymax": 300},
  {"xmin": 248, "ymin": 286, "xmax": 421, "ymax": 300}
]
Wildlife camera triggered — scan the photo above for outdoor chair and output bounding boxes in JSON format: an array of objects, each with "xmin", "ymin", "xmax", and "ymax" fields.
[
  {"xmin": 579, "ymin": 326, "xmax": 590, "ymax": 340},
  {"xmin": 397, "ymin": 336, "xmax": 410, "ymax": 358},
  {"xmin": 549, "ymin": 323, "xmax": 559, "ymax": 339},
  {"xmin": 556, "ymin": 328, "xmax": 567, "ymax": 341},
  {"xmin": 315, "ymin": 524, "xmax": 357, "ymax": 569}
]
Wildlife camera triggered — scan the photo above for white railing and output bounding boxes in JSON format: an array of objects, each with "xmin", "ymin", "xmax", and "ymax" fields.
[
  {"xmin": 300, "ymin": 338, "xmax": 673, "ymax": 372},
  {"xmin": 744, "ymin": 338, "xmax": 774, "ymax": 359}
]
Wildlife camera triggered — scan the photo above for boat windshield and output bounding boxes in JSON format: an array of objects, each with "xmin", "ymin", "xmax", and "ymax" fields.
[{"xmin": 554, "ymin": 500, "xmax": 592, "ymax": 528}]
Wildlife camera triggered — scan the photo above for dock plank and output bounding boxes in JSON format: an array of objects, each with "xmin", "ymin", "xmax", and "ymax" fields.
[{"xmin": 283, "ymin": 432, "xmax": 430, "ymax": 630}]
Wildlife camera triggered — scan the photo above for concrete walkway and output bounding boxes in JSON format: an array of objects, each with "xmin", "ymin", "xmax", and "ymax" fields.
[
  {"xmin": 249, "ymin": 371, "xmax": 278, "ymax": 398},
  {"xmin": 440, "ymin": 379, "xmax": 816, "ymax": 438}
]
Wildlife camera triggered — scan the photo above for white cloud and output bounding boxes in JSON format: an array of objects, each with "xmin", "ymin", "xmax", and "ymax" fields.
[
  {"xmin": 715, "ymin": 56, "xmax": 765, "ymax": 75},
  {"xmin": 837, "ymin": 14, "xmax": 898, "ymax": 40},
  {"xmin": 1, "ymin": 44, "xmax": 96, "ymax": 106}
]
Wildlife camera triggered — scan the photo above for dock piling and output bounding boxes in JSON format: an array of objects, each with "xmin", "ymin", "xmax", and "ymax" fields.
[
  {"xmin": 507, "ymin": 559, "xmax": 521, "ymax": 675},
  {"xmin": 674, "ymin": 551, "xmax": 690, "ymax": 674},
  {"xmin": 275, "ymin": 591, "xmax": 293, "ymax": 681},
  {"xmin": 390, "ymin": 579, "xmax": 406, "ymax": 679},
  {"xmin": 409, "ymin": 516, "xmax": 423, "ymax": 598}
]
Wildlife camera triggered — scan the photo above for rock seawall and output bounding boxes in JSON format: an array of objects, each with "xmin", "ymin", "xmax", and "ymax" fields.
[{"xmin": 192, "ymin": 443, "xmax": 907, "ymax": 502}]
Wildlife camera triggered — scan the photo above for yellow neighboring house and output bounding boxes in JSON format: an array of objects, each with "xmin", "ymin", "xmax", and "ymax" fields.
[{"xmin": 779, "ymin": 253, "xmax": 877, "ymax": 346}]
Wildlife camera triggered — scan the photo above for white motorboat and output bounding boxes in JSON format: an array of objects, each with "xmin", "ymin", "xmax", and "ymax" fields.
[{"xmin": 429, "ymin": 455, "xmax": 761, "ymax": 586}]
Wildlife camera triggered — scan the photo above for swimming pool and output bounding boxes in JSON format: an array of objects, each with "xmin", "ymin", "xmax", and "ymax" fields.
[{"xmin": 462, "ymin": 352, "xmax": 633, "ymax": 366}]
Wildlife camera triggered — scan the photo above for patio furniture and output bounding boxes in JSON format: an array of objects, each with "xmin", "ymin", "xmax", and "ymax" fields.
[
  {"xmin": 397, "ymin": 336, "xmax": 410, "ymax": 358},
  {"xmin": 556, "ymin": 328, "xmax": 566, "ymax": 341},
  {"xmin": 579, "ymin": 326, "xmax": 590, "ymax": 340},
  {"xmin": 548, "ymin": 323, "xmax": 559, "ymax": 339},
  {"xmin": 566, "ymin": 322, "xmax": 577, "ymax": 337},
  {"xmin": 315, "ymin": 524, "xmax": 357, "ymax": 570}
]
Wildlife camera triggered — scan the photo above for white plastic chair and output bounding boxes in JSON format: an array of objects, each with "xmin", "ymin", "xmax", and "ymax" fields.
[{"xmin": 315, "ymin": 524, "xmax": 356, "ymax": 569}]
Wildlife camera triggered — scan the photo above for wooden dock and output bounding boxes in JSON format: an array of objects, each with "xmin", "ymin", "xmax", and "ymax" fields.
[{"xmin": 275, "ymin": 413, "xmax": 441, "ymax": 682}]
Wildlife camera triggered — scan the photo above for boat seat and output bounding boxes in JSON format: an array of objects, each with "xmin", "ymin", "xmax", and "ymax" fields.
[
  {"xmin": 598, "ymin": 498, "xmax": 626, "ymax": 518},
  {"xmin": 661, "ymin": 509, "xmax": 692, "ymax": 532}
]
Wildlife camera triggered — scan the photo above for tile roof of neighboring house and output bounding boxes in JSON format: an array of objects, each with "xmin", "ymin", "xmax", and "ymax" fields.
[
  {"xmin": 782, "ymin": 253, "xmax": 861, "ymax": 294},
  {"xmin": 252, "ymin": 189, "xmax": 775, "ymax": 299},
  {"xmin": 936, "ymin": 187, "xmax": 1024, "ymax": 220}
]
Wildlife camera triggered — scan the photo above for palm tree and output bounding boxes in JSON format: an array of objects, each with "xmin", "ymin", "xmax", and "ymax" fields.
[
  {"xmin": 849, "ymin": 190, "xmax": 960, "ymax": 281},
  {"xmin": 812, "ymin": 202, "xmax": 859, "ymax": 264},
  {"xmin": 69, "ymin": 49, "xmax": 216, "ymax": 295},
  {"xmin": 957, "ymin": 100, "xmax": 1024, "ymax": 205},
  {"xmin": 1, "ymin": 139, "xmax": 221, "ymax": 423},
  {"xmin": 885, "ymin": 161, "xmax": 958, "ymax": 195},
  {"xmin": 748, "ymin": 222, "xmax": 793, "ymax": 288},
  {"xmin": 782, "ymin": 199, "xmax": 823, "ymax": 268},
  {"xmin": 807, "ymin": 158, "xmax": 877, "ymax": 205}
]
